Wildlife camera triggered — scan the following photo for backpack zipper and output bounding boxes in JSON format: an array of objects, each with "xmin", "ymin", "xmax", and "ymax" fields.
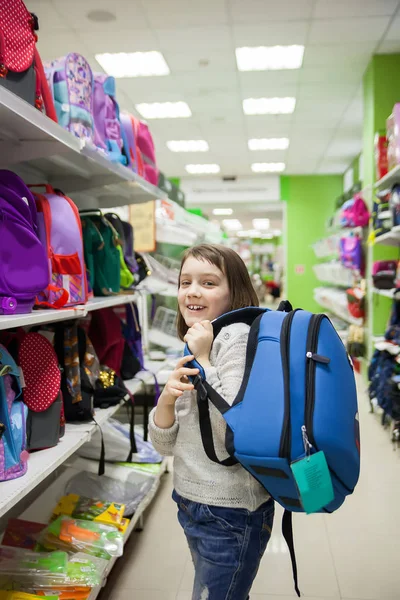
[
  {"xmin": 305, "ymin": 314, "xmax": 353, "ymax": 495},
  {"xmin": 305, "ymin": 314, "xmax": 326, "ymax": 444},
  {"xmin": 279, "ymin": 310, "xmax": 296, "ymax": 458}
]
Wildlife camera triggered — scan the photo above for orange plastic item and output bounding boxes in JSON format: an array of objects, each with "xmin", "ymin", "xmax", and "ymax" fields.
[{"xmin": 59, "ymin": 520, "xmax": 100, "ymax": 545}]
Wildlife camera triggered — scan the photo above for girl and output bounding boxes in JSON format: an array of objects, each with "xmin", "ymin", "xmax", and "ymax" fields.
[{"xmin": 149, "ymin": 244, "xmax": 274, "ymax": 600}]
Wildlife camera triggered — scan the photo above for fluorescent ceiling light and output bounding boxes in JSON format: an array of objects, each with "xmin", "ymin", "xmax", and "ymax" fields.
[
  {"xmin": 261, "ymin": 233, "xmax": 275, "ymax": 239},
  {"xmin": 243, "ymin": 97, "xmax": 296, "ymax": 115},
  {"xmin": 222, "ymin": 219, "xmax": 242, "ymax": 231},
  {"xmin": 252, "ymin": 218, "xmax": 270, "ymax": 230},
  {"xmin": 248, "ymin": 138, "xmax": 289, "ymax": 151},
  {"xmin": 95, "ymin": 51, "xmax": 170, "ymax": 78},
  {"xmin": 237, "ymin": 229, "xmax": 261, "ymax": 238},
  {"xmin": 136, "ymin": 101, "xmax": 191, "ymax": 119},
  {"xmin": 185, "ymin": 163, "xmax": 220, "ymax": 174},
  {"xmin": 236, "ymin": 45, "xmax": 304, "ymax": 72},
  {"xmin": 167, "ymin": 140, "xmax": 209, "ymax": 152},
  {"xmin": 213, "ymin": 208, "xmax": 233, "ymax": 216},
  {"xmin": 251, "ymin": 162, "xmax": 286, "ymax": 173}
]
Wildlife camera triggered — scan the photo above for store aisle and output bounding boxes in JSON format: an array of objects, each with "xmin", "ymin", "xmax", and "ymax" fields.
[{"xmin": 101, "ymin": 378, "xmax": 400, "ymax": 600}]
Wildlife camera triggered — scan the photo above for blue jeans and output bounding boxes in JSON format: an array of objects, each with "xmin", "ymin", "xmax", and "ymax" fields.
[{"xmin": 173, "ymin": 490, "xmax": 274, "ymax": 600}]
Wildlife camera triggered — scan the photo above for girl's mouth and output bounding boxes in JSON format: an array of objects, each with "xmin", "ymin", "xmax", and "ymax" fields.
[{"xmin": 187, "ymin": 305, "xmax": 206, "ymax": 312}]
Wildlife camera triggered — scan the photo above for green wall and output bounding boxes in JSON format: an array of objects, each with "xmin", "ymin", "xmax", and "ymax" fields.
[{"xmin": 281, "ymin": 175, "xmax": 343, "ymax": 312}]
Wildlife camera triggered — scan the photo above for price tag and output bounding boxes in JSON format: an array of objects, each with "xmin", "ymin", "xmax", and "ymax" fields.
[{"xmin": 290, "ymin": 451, "xmax": 334, "ymax": 514}]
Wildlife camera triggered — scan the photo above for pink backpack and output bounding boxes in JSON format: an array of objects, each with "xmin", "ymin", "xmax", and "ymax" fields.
[
  {"xmin": 30, "ymin": 185, "xmax": 88, "ymax": 308},
  {"xmin": 137, "ymin": 121, "xmax": 159, "ymax": 185},
  {"xmin": 120, "ymin": 112, "xmax": 145, "ymax": 176},
  {"xmin": 340, "ymin": 194, "xmax": 370, "ymax": 228}
]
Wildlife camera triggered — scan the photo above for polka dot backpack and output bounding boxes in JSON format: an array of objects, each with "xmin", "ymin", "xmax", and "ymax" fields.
[
  {"xmin": 0, "ymin": 0, "xmax": 57, "ymax": 120},
  {"xmin": 18, "ymin": 332, "xmax": 65, "ymax": 451}
]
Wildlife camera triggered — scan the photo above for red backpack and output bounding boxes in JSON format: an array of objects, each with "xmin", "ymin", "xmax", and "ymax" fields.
[{"xmin": 0, "ymin": 0, "xmax": 57, "ymax": 121}]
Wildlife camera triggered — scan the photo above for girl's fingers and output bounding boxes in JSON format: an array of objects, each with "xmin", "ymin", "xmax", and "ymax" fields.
[
  {"xmin": 169, "ymin": 380, "xmax": 194, "ymax": 391},
  {"xmin": 177, "ymin": 367, "xmax": 199, "ymax": 376},
  {"xmin": 168, "ymin": 387, "xmax": 183, "ymax": 397},
  {"xmin": 177, "ymin": 354, "xmax": 194, "ymax": 366}
]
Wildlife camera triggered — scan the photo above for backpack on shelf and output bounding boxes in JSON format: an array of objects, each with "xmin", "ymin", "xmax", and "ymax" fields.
[
  {"xmin": 185, "ymin": 305, "xmax": 360, "ymax": 597},
  {"xmin": 0, "ymin": 170, "xmax": 49, "ymax": 315},
  {"xmin": 120, "ymin": 113, "xmax": 145, "ymax": 176},
  {"xmin": 44, "ymin": 53, "xmax": 94, "ymax": 143},
  {"xmin": 137, "ymin": 121, "xmax": 159, "ymax": 185},
  {"xmin": 372, "ymin": 260, "xmax": 398, "ymax": 290},
  {"xmin": 0, "ymin": 344, "xmax": 28, "ymax": 482},
  {"xmin": 80, "ymin": 210, "xmax": 121, "ymax": 296},
  {"xmin": 390, "ymin": 184, "xmax": 400, "ymax": 227},
  {"xmin": 0, "ymin": 0, "xmax": 57, "ymax": 121},
  {"xmin": 340, "ymin": 193, "xmax": 370, "ymax": 228},
  {"xmin": 15, "ymin": 331, "xmax": 65, "ymax": 451},
  {"xmin": 53, "ymin": 321, "xmax": 96, "ymax": 423},
  {"xmin": 121, "ymin": 220, "xmax": 139, "ymax": 277},
  {"xmin": 339, "ymin": 235, "xmax": 364, "ymax": 274},
  {"xmin": 93, "ymin": 73, "xmax": 127, "ymax": 165},
  {"xmin": 104, "ymin": 213, "xmax": 135, "ymax": 289},
  {"xmin": 31, "ymin": 185, "xmax": 88, "ymax": 308},
  {"xmin": 369, "ymin": 190, "xmax": 392, "ymax": 242}
]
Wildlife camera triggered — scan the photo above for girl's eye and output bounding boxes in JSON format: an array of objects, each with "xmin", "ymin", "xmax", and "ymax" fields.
[
  {"xmin": 180, "ymin": 281, "xmax": 190, "ymax": 287},
  {"xmin": 203, "ymin": 281, "xmax": 216, "ymax": 286}
]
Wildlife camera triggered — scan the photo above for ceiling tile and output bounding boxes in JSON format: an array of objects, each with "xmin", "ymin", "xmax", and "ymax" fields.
[
  {"xmin": 300, "ymin": 63, "xmax": 368, "ymax": 85},
  {"xmin": 26, "ymin": 0, "xmax": 69, "ymax": 31},
  {"xmin": 316, "ymin": 159, "xmax": 350, "ymax": 174},
  {"xmin": 155, "ymin": 26, "xmax": 232, "ymax": 50},
  {"xmin": 314, "ymin": 0, "xmax": 399, "ymax": 18},
  {"xmin": 36, "ymin": 32, "xmax": 92, "ymax": 61},
  {"xmin": 165, "ymin": 49, "xmax": 236, "ymax": 73},
  {"xmin": 303, "ymin": 43, "xmax": 376, "ymax": 67},
  {"xmin": 309, "ymin": 17, "xmax": 391, "ymax": 44},
  {"xmin": 383, "ymin": 15, "xmax": 400, "ymax": 40},
  {"xmin": 142, "ymin": 0, "xmax": 228, "ymax": 27},
  {"xmin": 245, "ymin": 115, "xmax": 294, "ymax": 137},
  {"xmin": 229, "ymin": 0, "xmax": 315, "ymax": 22},
  {"xmin": 77, "ymin": 29, "xmax": 160, "ymax": 54},
  {"xmin": 232, "ymin": 21, "xmax": 310, "ymax": 46},
  {"xmin": 378, "ymin": 39, "xmax": 400, "ymax": 53},
  {"xmin": 238, "ymin": 71, "xmax": 300, "ymax": 97},
  {"xmin": 52, "ymin": 0, "xmax": 149, "ymax": 31},
  {"xmin": 286, "ymin": 157, "xmax": 319, "ymax": 174}
]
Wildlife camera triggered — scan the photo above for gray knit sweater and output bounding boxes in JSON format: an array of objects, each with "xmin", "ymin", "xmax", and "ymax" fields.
[{"xmin": 149, "ymin": 322, "xmax": 270, "ymax": 511}]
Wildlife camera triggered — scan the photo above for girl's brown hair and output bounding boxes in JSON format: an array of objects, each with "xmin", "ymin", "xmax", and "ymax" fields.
[{"xmin": 177, "ymin": 243, "xmax": 259, "ymax": 340}]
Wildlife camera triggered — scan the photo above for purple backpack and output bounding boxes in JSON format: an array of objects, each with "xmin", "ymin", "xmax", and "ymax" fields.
[
  {"xmin": 44, "ymin": 53, "xmax": 94, "ymax": 144},
  {"xmin": 0, "ymin": 344, "xmax": 28, "ymax": 482},
  {"xmin": 121, "ymin": 220, "xmax": 139, "ymax": 275},
  {"xmin": 93, "ymin": 74, "xmax": 127, "ymax": 165},
  {"xmin": 0, "ymin": 171, "xmax": 49, "ymax": 315},
  {"xmin": 32, "ymin": 186, "xmax": 88, "ymax": 308},
  {"xmin": 339, "ymin": 235, "xmax": 364, "ymax": 274}
]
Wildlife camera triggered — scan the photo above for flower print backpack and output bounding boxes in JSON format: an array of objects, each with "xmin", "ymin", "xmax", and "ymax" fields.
[
  {"xmin": 44, "ymin": 53, "xmax": 94, "ymax": 143},
  {"xmin": 0, "ymin": 344, "xmax": 28, "ymax": 482}
]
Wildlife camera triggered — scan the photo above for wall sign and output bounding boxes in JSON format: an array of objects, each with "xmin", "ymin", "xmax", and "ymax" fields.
[
  {"xmin": 129, "ymin": 200, "xmax": 156, "ymax": 252},
  {"xmin": 295, "ymin": 264, "xmax": 305, "ymax": 275}
]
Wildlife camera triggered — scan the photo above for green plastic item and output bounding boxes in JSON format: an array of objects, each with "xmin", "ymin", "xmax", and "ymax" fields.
[
  {"xmin": 20, "ymin": 551, "xmax": 68, "ymax": 574},
  {"xmin": 118, "ymin": 245, "xmax": 134, "ymax": 289}
]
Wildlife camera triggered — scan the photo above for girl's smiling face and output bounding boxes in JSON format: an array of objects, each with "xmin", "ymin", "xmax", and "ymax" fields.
[{"xmin": 178, "ymin": 256, "xmax": 231, "ymax": 327}]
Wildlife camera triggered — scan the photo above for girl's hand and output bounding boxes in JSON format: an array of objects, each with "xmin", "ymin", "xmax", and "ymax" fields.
[
  {"xmin": 184, "ymin": 320, "xmax": 214, "ymax": 365},
  {"xmin": 159, "ymin": 355, "xmax": 199, "ymax": 406}
]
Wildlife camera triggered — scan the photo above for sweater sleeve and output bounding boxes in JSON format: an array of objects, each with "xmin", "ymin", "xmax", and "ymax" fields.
[
  {"xmin": 203, "ymin": 324, "xmax": 249, "ymax": 407},
  {"xmin": 148, "ymin": 407, "xmax": 179, "ymax": 456}
]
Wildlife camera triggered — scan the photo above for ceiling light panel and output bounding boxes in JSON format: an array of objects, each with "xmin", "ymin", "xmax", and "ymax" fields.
[
  {"xmin": 243, "ymin": 97, "xmax": 296, "ymax": 115},
  {"xmin": 222, "ymin": 219, "xmax": 242, "ymax": 231},
  {"xmin": 167, "ymin": 140, "xmax": 209, "ymax": 152},
  {"xmin": 136, "ymin": 102, "xmax": 191, "ymax": 119},
  {"xmin": 213, "ymin": 208, "xmax": 233, "ymax": 216},
  {"xmin": 253, "ymin": 218, "xmax": 270, "ymax": 230},
  {"xmin": 95, "ymin": 51, "xmax": 170, "ymax": 78},
  {"xmin": 237, "ymin": 229, "xmax": 261, "ymax": 238},
  {"xmin": 185, "ymin": 164, "xmax": 220, "ymax": 174},
  {"xmin": 251, "ymin": 162, "xmax": 286, "ymax": 173},
  {"xmin": 248, "ymin": 138, "xmax": 290, "ymax": 151},
  {"xmin": 236, "ymin": 45, "xmax": 304, "ymax": 71}
]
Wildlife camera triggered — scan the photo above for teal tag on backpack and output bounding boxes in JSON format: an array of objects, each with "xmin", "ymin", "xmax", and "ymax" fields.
[{"xmin": 290, "ymin": 451, "xmax": 334, "ymax": 514}]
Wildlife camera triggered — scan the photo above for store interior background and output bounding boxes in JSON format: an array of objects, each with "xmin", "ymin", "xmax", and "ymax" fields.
[{"xmin": 8, "ymin": 1, "xmax": 400, "ymax": 599}]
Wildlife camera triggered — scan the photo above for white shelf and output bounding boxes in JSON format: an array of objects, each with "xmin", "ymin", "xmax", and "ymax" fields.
[
  {"xmin": 374, "ymin": 225, "xmax": 400, "ymax": 246},
  {"xmin": 0, "ymin": 87, "xmax": 166, "ymax": 209},
  {"xmin": 0, "ymin": 294, "xmax": 138, "ymax": 331},
  {"xmin": 148, "ymin": 328, "xmax": 185, "ymax": 351},
  {"xmin": 373, "ymin": 288, "xmax": 396, "ymax": 298},
  {"xmin": 315, "ymin": 300, "xmax": 364, "ymax": 326},
  {"xmin": 375, "ymin": 164, "xmax": 400, "ymax": 191}
]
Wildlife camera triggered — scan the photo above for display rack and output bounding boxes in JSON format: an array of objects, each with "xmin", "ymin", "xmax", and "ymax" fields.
[
  {"xmin": 374, "ymin": 164, "xmax": 400, "ymax": 191},
  {"xmin": 373, "ymin": 225, "xmax": 400, "ymax": 246},
  {"xmin": 0, "ymin": 86, "xmax": 166, "ymax": 209}
]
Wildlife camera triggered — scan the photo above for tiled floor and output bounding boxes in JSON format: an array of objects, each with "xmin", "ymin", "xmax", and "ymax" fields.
[{"xmin": 100, "ymin": 378, "xmax": 400, "ymax": 600}]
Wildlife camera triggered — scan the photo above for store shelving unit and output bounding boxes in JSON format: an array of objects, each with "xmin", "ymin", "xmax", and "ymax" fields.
[
  {"xmin": 0, "ymin": 88, "xmax": 176, "ymax": 593},
  {"xmin": 373, "ymin": 225, "xmax": 400, "ymax": 246},
  {"xmin": 373, "ymin": 288, "xmax": 396, "ymax": 298},
  {"xmin": 374, "ymin": 164, "xmax": 400, "ymax": 191}
]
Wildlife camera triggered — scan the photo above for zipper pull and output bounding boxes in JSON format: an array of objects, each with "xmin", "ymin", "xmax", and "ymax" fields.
[
  {"xmin": 301, "ymin": 425, "xmax": 313, "ymax": 458},
  {"xmin": 306, "ymin": 351, "xmax": 330, "ymax": 364}
]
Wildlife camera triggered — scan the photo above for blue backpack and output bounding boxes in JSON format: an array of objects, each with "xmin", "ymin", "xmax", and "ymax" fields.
[{"xmin": 185, "ymin": 304, "xmax": 360, "ymax": 596}]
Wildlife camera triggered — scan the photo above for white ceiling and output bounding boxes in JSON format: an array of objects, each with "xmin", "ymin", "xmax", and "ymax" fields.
[{"xmin": 26, "ymin": 0, "xmax": 400, "ymax": 226}]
